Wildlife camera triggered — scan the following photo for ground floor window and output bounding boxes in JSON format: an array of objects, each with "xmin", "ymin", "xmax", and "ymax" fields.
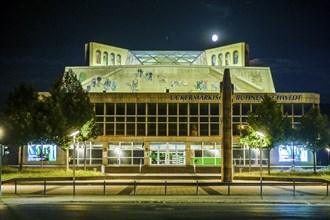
[
  {"xmin": 233, "ymin": 145, "xmax": 266, "ymax": 166},
  {"xmin": 190, "ymin": 142, "xmax": 221, "ymax": 165},
  {"xmin": 70, "ymin": 142, "xmax": 103, "ymax": 165},
  {"xmin": 108, "ymin": 142, "xmax": 144, "ymax": 165},
  {"xmin": 54, "ymin": 141, "xmax": 314, "ymax": 167}
]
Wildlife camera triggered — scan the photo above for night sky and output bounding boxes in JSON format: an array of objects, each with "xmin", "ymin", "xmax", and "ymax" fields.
[{"xmin": 1, "ymin": 0, "xmax": 330, "ymax": 107}]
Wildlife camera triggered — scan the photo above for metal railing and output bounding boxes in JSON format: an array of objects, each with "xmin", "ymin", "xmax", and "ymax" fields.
[{"xmin": 3, "ymin": 178, "xmax": 329, "ymax": 197}]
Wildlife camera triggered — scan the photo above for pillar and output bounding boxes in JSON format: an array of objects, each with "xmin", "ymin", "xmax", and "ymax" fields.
[
  {"xmin": 102, "ymin": 142, "xmax": 108, "ymax": 166},
  {"xmin": 144, "ymin": 142, "xmax": 150, "ymax": 166},
  {"xmin": 185, "ymin": 142, "xmax": 191, "ymax": 165},
  {"xmin": 221, "ymin": 68, "xmax": 233, "ymax": 182}
]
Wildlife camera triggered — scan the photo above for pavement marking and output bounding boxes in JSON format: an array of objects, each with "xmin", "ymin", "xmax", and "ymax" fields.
[
  {"xmin": 118, "ymin": 185, "xmax": 135, "ymax": 195},
  {"xmin": 200, "ymin": 186, "xmax": 222, "ymax": 195}
]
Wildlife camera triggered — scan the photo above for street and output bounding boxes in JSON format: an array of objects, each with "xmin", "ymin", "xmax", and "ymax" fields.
[{"xmin": 1, "ymin": 202, "xmax": 329, "ymax": 220}]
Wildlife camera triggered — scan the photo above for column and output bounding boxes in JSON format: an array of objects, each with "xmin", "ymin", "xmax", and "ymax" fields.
[
  {"xmin": 185, "ymin": 142, "xmax": 191, "ymax": 165},
  {"xmin": 221, "ymin": 68, "xmax": 233, "ymax": 182},
  {"xmin": 102, "ymin": 142, "xmax": 108, "ymax": 166},
  {"xmin": 144, "ymin": 142, "xmax": 150, "ymax": 166}
]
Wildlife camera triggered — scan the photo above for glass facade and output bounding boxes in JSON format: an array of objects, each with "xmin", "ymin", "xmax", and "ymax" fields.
[
  {"xmin": 96, "ymin": 102, "xmax": 221, "ymax": 137},
  {"xmin": 68, "ymin": 93, "xmax": 319, "ymax": 168}
]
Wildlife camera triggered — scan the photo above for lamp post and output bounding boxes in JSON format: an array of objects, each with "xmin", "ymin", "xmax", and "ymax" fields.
[
  {"xmin": 70, "ymin": 131, "xmax": 80, "ymax": 196},
  {"xmin": 0, "ymin": 127, "xmax": 3, "ymax": 199},
  {"xmin": 256, "ymin": 131, "xmax": 265, "ymax": 196},
  {"xmin": 326, "ymin": 148, "xmax": 330, "ymax": 166}
]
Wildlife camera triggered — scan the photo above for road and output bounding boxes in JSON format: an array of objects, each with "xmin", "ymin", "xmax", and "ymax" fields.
[{"xmin": 1, "ymin": 202, "xmax": 329, "ymax": 220}]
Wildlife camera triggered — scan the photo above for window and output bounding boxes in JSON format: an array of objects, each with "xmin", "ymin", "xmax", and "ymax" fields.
[
  {"xmin": 137, "ymin": 123, "xmax": 145, "ymax": 136},
  {"xmin": 200, "ymin": 103, "xmax": 208, "ymax": 115},
  {"xmin": 200, "ymin": 124, "xmax": 208, "ymax": 136},
  {"xmin": 283, "ymin": 104, "xmax": 292, "ymax": 115},
  {"xmin": 116, "ymin": 123, "xmax": 125, "ymax": 135},
  {"xmin": 110, "ymin": 53, "xmax": 115, "ymax": 65},
  {"xmin": 233, "ymin": 103, "xmax": 240, "ymax": 116},
  {"xmin": 127, "ymin": 103, "xmax": 135, "ymax": 115},
  {"xmin": 211, "ymin": 55, "xmax": 216, "ymax": 66},
  {"xmin": 293, "ymin": 104, "xmax": 303, "ymax": 116},
  {"xmin": 158, "ymin": 123, "xmax": 166, "ymax": 136},
  {"xmin": 169, "ymin": 103, "xmax": 177, "ymax": 115},
  {"xmin": 218, "ymin": 53, "xmax": 223, "ymax": 66},
  {"xmin": 179, "ymin": 124, "xmax": 187, "ymax": 136},
  {"xmin": 225, "ymin": 52, "xmax": 230, "ymax": 65},
  {"xmin": 210, "ymin": 124, "xmax": 219, "ymax": 136},
  {"xmin": 179, "ymin": 103, "xmax": 188, "ymax": 115},
  {"xmin": 148, "ymin": 124, "xmax": 156, "ymax": 136},
  {"xmin": 190, "ymin": 142, "xmax": 221, "ymax": 166},
  {"xmin": 148, "ymin": 103, "xmax": 156, "ymax": 115},
  {"xmin": 126, "ymin": 124, "xmax": 135, "ymax": 135},
  {"xmin": 158, "ymin": 103, "xmax": 167, "ymax": 115},
  {"xmin": 95, "ymin": 103, "xmax": 104, "ymax": 115},
  {"xmin": 108, "ymin": 142, "xmax": 144, "ymax": 165},
  {"xmin": 106, "ymin": 124, "xmax": 114, "ymax": 135},
  {"xmin": 106, "ymin": 103, "xmax": 114, "ymax": 115},
  {"xmin": 169, "ymin": 124, "xmax": 177, "ymax": 136},
  {"xmin": 189, "ymin": 103, "xmax": 198, "ymax": 115},
  {"xmin": 233, "ymin": 51, "xmax": 239, "ymax": 64},
  {"xmin": 137, "ymin": 103, "xmax": 146, "ymax": 115},
  {"xmin": 210, "ymin": 103, "xmax": 219, "ymax": 115},
  {"xmin": 241, "ymin": 103, "xmax": 250, "ymax": 115},
  {"xmin": 116, "ymin": 54, "xmax": 121, "ymax": 65},
  {"xmin": 96, "ymin": 50, "xmax": 101, "ymax": 64},
  {"xmin": 103, "ymin": 52, "xmax": 108, "ymax": 65}
]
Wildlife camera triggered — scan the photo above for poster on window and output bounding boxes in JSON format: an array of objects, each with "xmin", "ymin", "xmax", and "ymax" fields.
[
  {"xmin": 278, "ymin": 145, "xmax": 307, "ymax": 162},
  {"xmin": 27, "ymin": 144, "xmax": 57, "ymax": 161}
]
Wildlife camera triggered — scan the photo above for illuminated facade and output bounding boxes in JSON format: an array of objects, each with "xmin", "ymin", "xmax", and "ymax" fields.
[{"xmin": 26, "ymin": 42, "xmax": 320, "ymax": 170}]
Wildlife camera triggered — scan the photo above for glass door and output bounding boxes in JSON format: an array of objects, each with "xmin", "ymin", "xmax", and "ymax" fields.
[{"xmin": 150, "ymin": 142, "xmax": 185, "ymax": 165}]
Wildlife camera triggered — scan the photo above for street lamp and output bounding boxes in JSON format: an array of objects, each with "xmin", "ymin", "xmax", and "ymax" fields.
[
  {"xmin": 256, "ymin": 131, "xmax": 265, "ymax": 196},
  {"xmin": 326, "ymin": 148, "xmax": 330, "ymax": 166},
  {"xmin": 70, "ymin": 130, "xmax": 80, "ymax": 196},
  {"xmin": 0, "ymin": 127, "xmax": 3, "ymax": 199}
]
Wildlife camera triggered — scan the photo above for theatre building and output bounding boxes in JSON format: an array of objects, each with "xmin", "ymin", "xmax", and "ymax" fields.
[{"xmin": 23, "ymin": 42, "xmax": 319, "ymax": 172}]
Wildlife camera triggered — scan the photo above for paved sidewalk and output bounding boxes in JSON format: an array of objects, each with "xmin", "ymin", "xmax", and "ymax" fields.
[
  {"xmin": 1, "ymin": 194, "xmax": 329, "ymax": 205},
  {"xmin": 2, "ymin": 179, "xmax": 329, "ymax": 205},
  {"xmin": 2, "ymin": 173, "xmax": 329, "ymax": 205}
]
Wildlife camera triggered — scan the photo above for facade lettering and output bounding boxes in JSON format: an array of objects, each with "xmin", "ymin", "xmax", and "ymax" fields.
[
  {"xmin": 169, "ymin": 94, "xmax": 302, "ymax": 102},
  {"xmin": 170, "ymin": 95, "xmax": 221, "ymax": 101}
]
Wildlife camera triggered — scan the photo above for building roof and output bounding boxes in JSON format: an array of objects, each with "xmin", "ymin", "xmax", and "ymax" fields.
[{"xmin": 130, "ymin": 51, "xmax": 204, "ymax": 65}]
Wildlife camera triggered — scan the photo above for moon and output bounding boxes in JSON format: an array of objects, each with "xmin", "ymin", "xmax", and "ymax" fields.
[{"xmin": 212, "ymin": 34, "xmax": 218, "ymax": 42}]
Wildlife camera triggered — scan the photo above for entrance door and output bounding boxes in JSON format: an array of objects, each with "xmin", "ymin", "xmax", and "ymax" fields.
[{"xmin": 150, "ymin": 142, "xmax": 185, "ymax": 165}]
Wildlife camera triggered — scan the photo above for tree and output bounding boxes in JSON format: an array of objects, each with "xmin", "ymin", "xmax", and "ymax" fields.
[
  {"xmin": 31, "ymin": 96, "xmax": 69, "ymax": 167},
  {"xmin": 239, "ymin": 125, "xmax": 270, "ymax": 172},
  {"xmin": 4, "ymin": 81, "xmax": 39, "ymax": 171},
  {"xmin": 299, "ymin": 106, "xmax": 329, "ymax": 174},
  {"xmin": 50, "ymin": 69, "xmax": 94, "ymax": 170},
  {"xmin": 77, "ymin": 118, "xmax": 102, "ymax": 170},
  {"xmin": 247, "ymin": 94, "xmax": 291, "ymax": 174}
]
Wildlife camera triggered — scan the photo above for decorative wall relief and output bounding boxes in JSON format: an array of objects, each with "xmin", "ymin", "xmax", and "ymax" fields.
[
  {"xmin": 195, "ymin": 80, "xmax": 208, "ymax": 90},
  {"xmin": 211, "ymin": 83, "xmax": 220, "ymax": 91},
  {"xmin": 251, "ymin": 72, "xmax": 263, "ymax": 85},
  {"xmin": 79, "ymin": 72, "xmax": 87, "ymax": 82},
  {"xmin": 131, "ymin": 78, "xmax": 139, "ymax": 92}
]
